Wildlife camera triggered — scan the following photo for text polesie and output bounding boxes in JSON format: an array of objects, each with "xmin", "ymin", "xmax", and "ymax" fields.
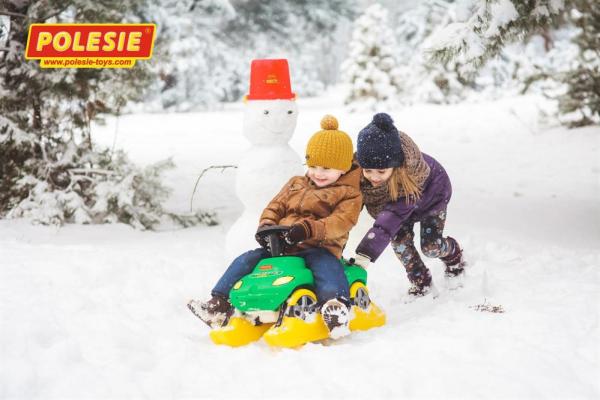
[
  {"xmin": 26, "ymin": 24, "xmax": 156, "ymax": 68},
  {"xmin": 35, "ymin": 30, "xmax": 143, "ymax": 53}
]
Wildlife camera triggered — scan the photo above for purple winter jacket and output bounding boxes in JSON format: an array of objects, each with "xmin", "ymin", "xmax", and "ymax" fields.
[{"xmin": 355, "ymin": 153, "xmax": 452, "ymax": 262}]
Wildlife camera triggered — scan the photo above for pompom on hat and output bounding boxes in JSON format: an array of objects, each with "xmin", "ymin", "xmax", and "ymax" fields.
[
  {"xmin": 305, "ymin": 115, "xmax": 354, "ymax": 172},
  {"xmin": 356, "ymin": 113, "xmax": 404, "ymax": 169}
]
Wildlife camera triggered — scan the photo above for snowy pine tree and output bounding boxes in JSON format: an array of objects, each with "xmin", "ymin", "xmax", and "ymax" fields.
[
  {"xmin": 147, "ymin": 0, "xmax": 239, "ymax": 110},
  {"xmin": 0, "ymin": 0, "xmax": 216, "ymax": 228},
  {"xmin": 557, "ymin": 1, "xmax": 600, "ymax": 126},
  {"xmin": 0, "ymin": 15, "xmax": 8, "ymax": 44},
  {"xmin": 148, "ymin": 0, "xmax": 355, "ymax": 111},
  {"xmin": 392, "ymin": 0, "xmax": 474, "ymax": 104},
  {"xmin": 394, "ymin": 0, "xmax": 452, "ymax": 58},
  {"xmin": 425, "ymin": 0, "xmax": 568, "ymax": 71},
  {"xmin": 341, "ymin": 3, "xmax": 402, "ymax": 109},
  {"xmin": 424, "ymin": 0, "xmax": 599, "ymax": 127}
]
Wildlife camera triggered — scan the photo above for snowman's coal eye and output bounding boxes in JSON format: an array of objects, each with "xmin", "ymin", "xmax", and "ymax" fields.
[
  {"xmin": 263, "ymin": 110, "xmax": 269, "ymax": 115},
  {"xmin": 287, "ymin": 110, "xmax": 293, "ymax": 114}
]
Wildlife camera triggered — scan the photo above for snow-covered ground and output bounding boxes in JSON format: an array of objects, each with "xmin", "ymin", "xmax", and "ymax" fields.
[{"xmin": 1, "ymin": 92, "xmax": 599, "ymax": 399}]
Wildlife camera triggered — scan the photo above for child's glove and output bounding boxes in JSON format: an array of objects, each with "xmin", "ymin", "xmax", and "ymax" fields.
[
  {"xmin": 255, "ymin": 222, "xmax": 274, "ymax": 248},
  {"xmin": 285, "ymin": 221, "xmax": 312, "ymax": 245},
  {"xmin": 349, "ymin": 253, "xmax": 371, "ymax": 269}
]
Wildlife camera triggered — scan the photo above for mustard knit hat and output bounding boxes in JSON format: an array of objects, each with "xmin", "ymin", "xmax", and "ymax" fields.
[{"xmin": 305, "ymin": 115, "xmax": 354, "ymax": 172}]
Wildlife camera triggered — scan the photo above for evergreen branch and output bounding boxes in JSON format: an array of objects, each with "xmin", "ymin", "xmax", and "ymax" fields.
[
  {"xmin": 190, "ymin": 165, "xmax": 237, "ymax": 212},
  {"xmin": 65, "ymin": 173, "xmax": 94, "ymax": 191},
  {"xmin": 0, "ymin": 11, "xmax": 27, "ymax": 19},
  {"xmin": 68, "ymin": 168, "xmax": 119, "ymax": 176}
]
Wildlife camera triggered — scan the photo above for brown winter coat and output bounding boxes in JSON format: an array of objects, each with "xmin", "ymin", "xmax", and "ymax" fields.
[{"xmin": 259, "ymin": 164, "xmax": 363, "ymax": 259}]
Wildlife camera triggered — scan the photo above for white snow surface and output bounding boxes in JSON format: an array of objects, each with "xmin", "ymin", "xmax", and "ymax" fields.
[{"xmin": 1, "ymin": 91, "xmax": 599, "ymax": 399}]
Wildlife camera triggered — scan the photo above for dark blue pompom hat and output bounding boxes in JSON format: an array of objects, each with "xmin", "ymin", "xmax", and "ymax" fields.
[{"xmin": 356, "ymin": 113, "xmax": 404, "ymax": 169}]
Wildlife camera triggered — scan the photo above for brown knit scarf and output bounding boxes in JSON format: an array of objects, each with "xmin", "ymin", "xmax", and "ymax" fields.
[
  {"xmin": 361, "ymin": 177, "xmax": 391, "ymax": 219},
  {"xmin": 361, "ymin": 131, "xmax": 431, "ymax": 219}
]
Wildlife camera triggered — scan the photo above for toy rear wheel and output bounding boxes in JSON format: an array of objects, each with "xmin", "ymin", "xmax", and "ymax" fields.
[
  {"xmin": 350, "ymin": 282, "xmax": 371, "ymax": 310},
  {"xmin": 285, "ymin": 289, "xmax": 317, "ymax": 321}
]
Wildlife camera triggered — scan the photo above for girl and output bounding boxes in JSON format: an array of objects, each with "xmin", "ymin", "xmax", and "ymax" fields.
[{"xmin": 350, "ymin": 113, "xmax": 465, "ymax": 297}]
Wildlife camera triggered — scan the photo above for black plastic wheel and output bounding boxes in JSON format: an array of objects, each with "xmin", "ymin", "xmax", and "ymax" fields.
[
  {"xmin": 354, "ymin": 286, "xmax": 371, "ymax": 310},
  {"xmin": 287, "ymin": 294, "xmax": 317, "ymax": 320}
]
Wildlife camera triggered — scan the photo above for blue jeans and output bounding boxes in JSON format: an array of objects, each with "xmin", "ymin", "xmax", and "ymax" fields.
[{"xmin": 212, "ymin": 247, "xmax": 350, "ymax": 303}]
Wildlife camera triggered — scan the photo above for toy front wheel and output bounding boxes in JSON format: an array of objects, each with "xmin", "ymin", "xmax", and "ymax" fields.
[
  {"xmin": 350, "ymin": 282, "xmax": 371, "ymax": 310},
  {"xmin": 285, "ymin": 288, "xmax": 318, "ymax": 321},
  {"xmin": 264, "ymin": 288, "xmax": 329, "ymax": 347},
  {"xmin": 348, "ymin": 281, "xmax": 386, "ymax": 331}
]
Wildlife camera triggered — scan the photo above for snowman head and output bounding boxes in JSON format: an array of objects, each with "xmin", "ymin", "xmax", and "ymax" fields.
[{"xmin": 243, "ymin": 99, "xmax": 298, "ymax": 145}]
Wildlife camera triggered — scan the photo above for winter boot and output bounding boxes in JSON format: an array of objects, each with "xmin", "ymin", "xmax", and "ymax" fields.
[
  {"xmin": 406, "ymin": 268, "xmax": 433, "ymax": 298},
  {"xmin": 440, "ymin": 237, "xmax": 466, "ymax": 289},
  {"xmin": 407, "ymin": 282, "xmax": 432, "ymax": 297},
  {"xmin": 441, "ymin": 237, "xmax": 466, "ymax": 278},
  {"xmin": 320, "ymin": 298, "xmax": 350, "ymax": 339},
  {"xmin": 187, "ymin": 294, "xmax": 233, "ymax": 328},
  {"xmin": 404, "ymin": 281, "xmax": 440, "ymax": 303}
]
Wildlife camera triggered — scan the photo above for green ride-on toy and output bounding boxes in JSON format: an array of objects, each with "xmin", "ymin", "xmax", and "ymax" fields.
[{"xmin": 209, "ymin": 225, "xmax": 386, "ymax": 348}]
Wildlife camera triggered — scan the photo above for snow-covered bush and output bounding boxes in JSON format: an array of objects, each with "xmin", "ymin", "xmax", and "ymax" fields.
[
  {"xmin": 340, "ymin": 3, "xmax": 402, "ymax": 109},
  {"xmin": 0, "ymin": 116, "xmax": 38, "ymax": 216},
  {"xmin": 0, "ymin": 121, "xmax": 216, "ymax": 229}
]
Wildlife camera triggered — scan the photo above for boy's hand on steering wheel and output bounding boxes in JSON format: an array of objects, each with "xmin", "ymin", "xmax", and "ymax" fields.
[
  {"xmin": 285, "ymin": 221, "xmax": 312, "ymax": 245},
  {"xmin": 255, "ymin": 221, "xmax": 275, "ymax": 248}
]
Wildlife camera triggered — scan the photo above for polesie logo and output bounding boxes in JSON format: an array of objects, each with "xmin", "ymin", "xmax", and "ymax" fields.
[{"xmin": 25, "ymin": 23, "xmax": 156, "ymax": 68}]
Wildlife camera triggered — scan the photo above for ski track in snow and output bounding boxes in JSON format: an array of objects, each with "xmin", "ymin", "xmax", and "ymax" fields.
[{"xmin": 1, "ymin": 94, "xmax": 599, "ymax": 399}]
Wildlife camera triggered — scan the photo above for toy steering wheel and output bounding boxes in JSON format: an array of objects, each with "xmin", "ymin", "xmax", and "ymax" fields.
[{"xmin": 255, "ymin": 225, "xmax": 291, "ymax": 257}]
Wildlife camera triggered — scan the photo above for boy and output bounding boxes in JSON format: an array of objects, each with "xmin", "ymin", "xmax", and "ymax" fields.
[{"xmin": 188, "ymin": 115, "xmax": 362, "ymax": 338}]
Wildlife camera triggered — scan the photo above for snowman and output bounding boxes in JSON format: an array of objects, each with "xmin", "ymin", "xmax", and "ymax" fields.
[{"xmin": 225, "ymin": 59, "xmax": 304, "ymax": 258}]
